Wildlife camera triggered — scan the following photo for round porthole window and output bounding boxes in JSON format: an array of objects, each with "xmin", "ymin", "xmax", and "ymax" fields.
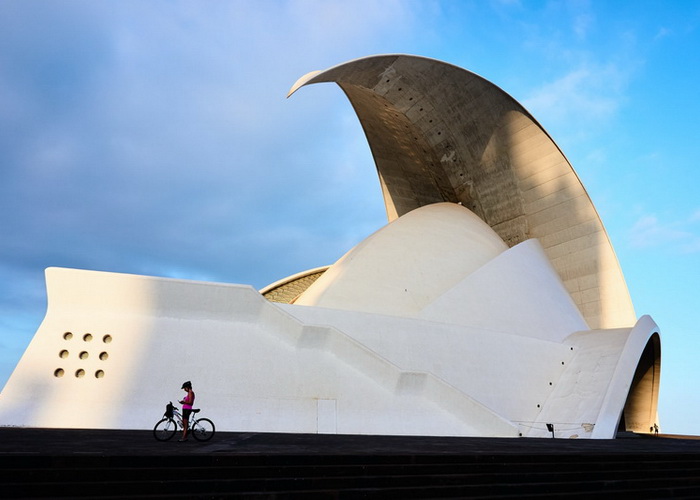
[
  {"xmin": 79, "ymin": 351, "xmax": 89, "ymax": 360},
  {"xmin": 59, "ymin": 350, "xmax": 69, "ymax": 359},
  {"xmin": 83, "ymin": 333, "xmax": 93, "ymax": 342},
  {"xmin": 102, "ymin": 335, "xmax": 112, "ymax": 344},
  {"xmin": 95, "ymin": 370, "xmax": 105, "ymax": 379},
  {"xmin": 75, "ymin": 369, "xmax": 85, "ymax": 378},
  {"xmin": 63, "ymin": 332, "xmax": 73, "ymax": 340},
  {"xmin": 99, "ymin": 352, "xmax": 109, "ymax": 361},
  {"xmin": 54, "ymin": 368, "xmax": 65, "ymax": 378}
]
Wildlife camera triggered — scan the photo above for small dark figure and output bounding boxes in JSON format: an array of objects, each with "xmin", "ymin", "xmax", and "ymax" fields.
[
  {"xmin": 654, "ymin": 423, "xmax": 659, "ymax": 436},
  {"xmin": 179, "ymin": 381, "xmax": 195, "ymax": 441}
]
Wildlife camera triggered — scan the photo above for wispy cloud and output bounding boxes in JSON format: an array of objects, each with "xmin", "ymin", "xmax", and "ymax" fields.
[
  {"xmin": 514, "ymin": 1, "xmax": 650, "ymax": 143},
  {"xmin": 0, "ymin": 0, "xmax": 412, "ymax": 386},
  {"xmin": 573, "ymin": 12, "xmax": 594, "ymax": 40},
  {"xmin": 628, "ymin": 212, "xmax": 700, "ymax": 253},
  {"xmin": 0, "ymin": 0, "xmax": 409, "ymax": 281},
  {"xmin": 523, "ymin": 62, "xmax": 629, "ymax": 128},
  {"xmin": 654, "ymin": 27, "xmax": 672, "ymax": 41}
]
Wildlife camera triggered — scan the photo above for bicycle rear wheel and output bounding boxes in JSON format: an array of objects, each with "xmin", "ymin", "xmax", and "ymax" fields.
[
  {"xmin": 153, "ymin": 417, "xmax": 178, "ymax": 441},
  {"xmin": 191, "ymin": 417, "xmax": 215, "ymax": 441}
]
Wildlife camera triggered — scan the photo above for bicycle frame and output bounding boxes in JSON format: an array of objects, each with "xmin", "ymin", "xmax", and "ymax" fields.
[{"xmin": 170, "ymin": 407, "xmax": 186, "ymax": 430}]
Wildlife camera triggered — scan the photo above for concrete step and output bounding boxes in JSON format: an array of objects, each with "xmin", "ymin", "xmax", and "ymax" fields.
[
  {"xmin": 3, "ymin": 459, "xmax": 700, "ymax": 483},
  {"xmin": 3, "ymin": 430, "xmax": 700, "ymax": 498},
  {"xmin": 4, "ymin": 456, "xmax": 700, "ymax": 498}
]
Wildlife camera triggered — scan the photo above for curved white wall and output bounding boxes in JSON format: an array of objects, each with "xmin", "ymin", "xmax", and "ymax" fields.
[
  {"xmin": 295, "ymin": 203, "xmax": 507, "ymax": 316},
  {"xmin": 420, "ymin": 238, "xmax": 589, "ymax": 342}
]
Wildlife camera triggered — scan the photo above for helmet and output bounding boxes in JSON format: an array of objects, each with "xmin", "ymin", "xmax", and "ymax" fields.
[{"xmin": 181, "ymin": 381, "xmax": 192, "ymax": 389}]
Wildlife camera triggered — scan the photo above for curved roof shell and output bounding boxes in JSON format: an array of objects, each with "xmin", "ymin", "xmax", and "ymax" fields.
[
  {"xmin": 295, "ymin": 202, "xmax": 508, "ymax": 315},
  {"xmin": 290, "ymin": 54, "xmax": 635, "ymax": 330}
]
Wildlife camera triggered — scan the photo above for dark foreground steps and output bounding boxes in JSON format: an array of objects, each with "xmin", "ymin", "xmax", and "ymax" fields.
[
  {"xmin": 3, "ymin": 455, "xmax": 700, "ymax": 498},
  {"xmin": 1, "ymin": 429, "xmax": 699, "ymax": 498}
]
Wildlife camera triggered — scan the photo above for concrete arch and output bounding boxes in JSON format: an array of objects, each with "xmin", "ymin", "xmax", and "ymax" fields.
[
  {"xmin": 621, "ymin": 330, "xmax": 661, "ymax": 433},
  {"xmin": 289, "ymin": 54, "xmax": 635, "ymax": 330},
  {"xmin": 588, "ymin": 315, "xmax": 661, "ymax": 437}
]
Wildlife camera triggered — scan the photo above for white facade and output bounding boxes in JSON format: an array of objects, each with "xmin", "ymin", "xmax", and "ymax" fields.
[
  {"xmin": 0, "ymin": 55, "xmax": 661, "ymax": 438},
  {"xmin": 0, "ymin": 203, "xmax": 659, "ymax": 438}
]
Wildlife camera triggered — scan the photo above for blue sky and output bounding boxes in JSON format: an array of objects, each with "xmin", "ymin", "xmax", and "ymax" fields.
[{"xmin": 1, "ymin": 0, "xmax": 698, "ymax": 434}]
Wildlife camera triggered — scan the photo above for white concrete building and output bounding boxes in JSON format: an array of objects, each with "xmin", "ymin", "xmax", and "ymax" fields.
[{"xmin": 0, "ymin": 55, "xmax": 660, "ymax": 438}]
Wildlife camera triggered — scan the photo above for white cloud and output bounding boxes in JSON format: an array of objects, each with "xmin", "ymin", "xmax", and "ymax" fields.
[
  {"xmin": 573, "ymin": 12, "xmax": 594, "ymax": 40},
  {"xmin": 628, "ymin": 212, "xmax": 700, "ymax": 254},
  {"xmin": 654, "ymin": 27, "xmax": 672, "ymax": 41},
  {"xmin": 523, "ymin": 64, "xmax": 624, "ymax": 127}
]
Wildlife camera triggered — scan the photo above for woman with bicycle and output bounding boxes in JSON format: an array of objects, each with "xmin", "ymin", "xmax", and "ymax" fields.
[
  {"xmin": 178, "ymin": 380, "xmax": 195, "ymax": 441},
  {"xmin": 153, "ymin": 383, "xmax": 214, "ymax": 442}
]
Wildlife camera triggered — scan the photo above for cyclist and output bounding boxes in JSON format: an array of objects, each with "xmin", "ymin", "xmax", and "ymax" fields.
[{"xmin": 178, "ymin": 380, "xmax": 195, "ymax": 441}]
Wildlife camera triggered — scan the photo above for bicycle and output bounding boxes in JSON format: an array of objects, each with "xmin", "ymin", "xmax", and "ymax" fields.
[{"xmin": 153, "ymin": 402, "xmax": 216, "ymax": 441}]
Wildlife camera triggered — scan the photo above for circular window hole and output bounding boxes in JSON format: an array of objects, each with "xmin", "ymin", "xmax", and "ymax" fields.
[
  {"xmin": 79, "ymin": 351, "xmax": 89, "ymax": 360},
  {"xmin": 103, "ymin": 335, "xmax": 112, "ymax": 344},
  {"xmin": 95, "ymin": 370, "xmax": 105, "ymax": 379},
  {"xmin": 59, "ymin": 350, "xmax": 69, "ymax": 359},
  {"xmin": 75, "ymin": 369, "xmax": 85, "ymax": 378},
  {"xmin": 99, "ymin": 352, "xmax": 109, "ymax": 361},
  {"xmin": 54, "ymin": 368, "xmax": 65, "ymax": 378},
  {"xmin": 83, "ymin": 333, "xmax": 93, "ymax": 342},
  {"xmin": 63, "ymin": 332, "xmax": 73, "ymax": 340}
]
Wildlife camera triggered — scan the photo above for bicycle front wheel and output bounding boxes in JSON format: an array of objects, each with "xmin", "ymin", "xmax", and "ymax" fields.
[
  {"xmin": 191, "ymin": 417, "xmax": 215, "ymax": 441},
  {"xmin": 153, "ymin": 417, "xmax": 178, "ymax": 441}
]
